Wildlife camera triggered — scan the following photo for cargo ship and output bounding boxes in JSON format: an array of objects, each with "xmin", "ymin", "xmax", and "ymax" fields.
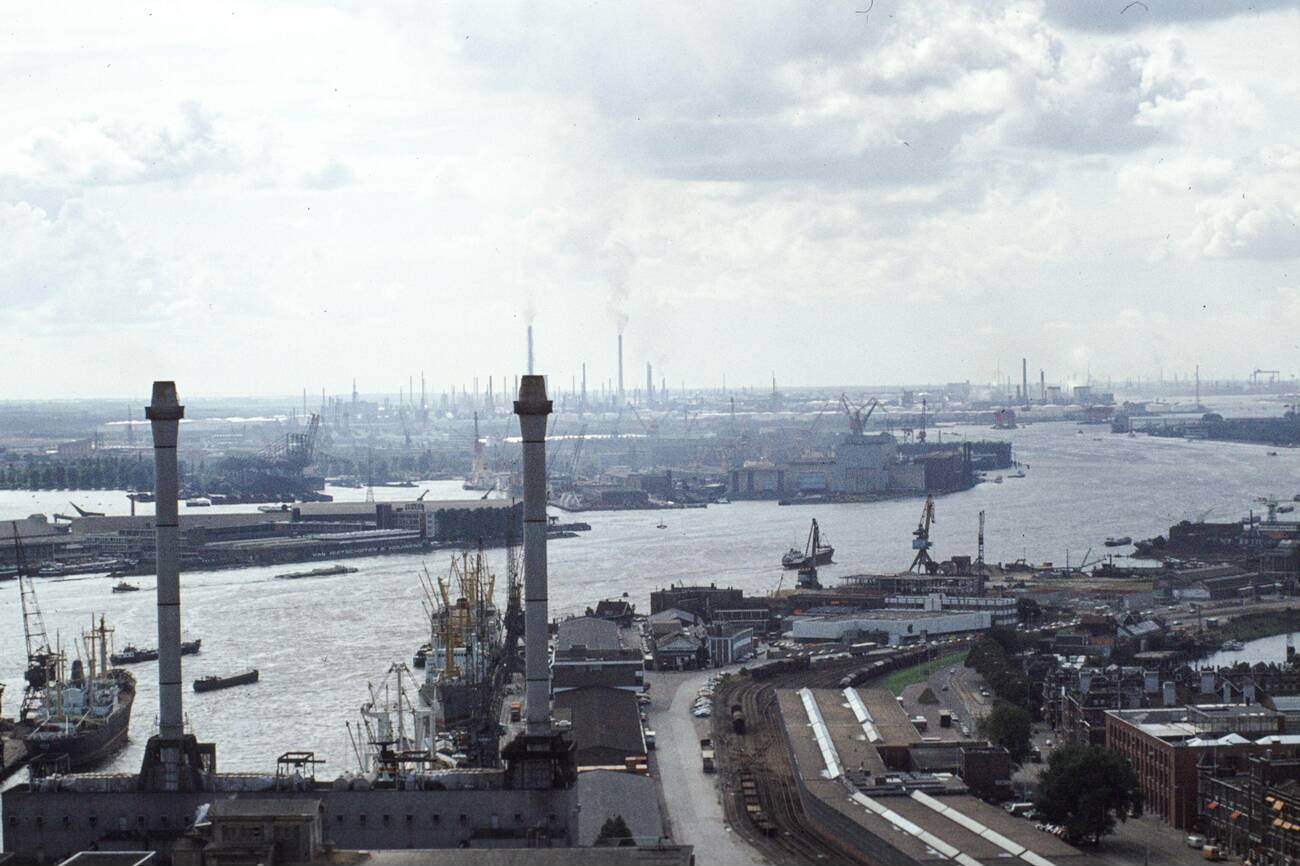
[
  {"xmin": 415, "ymin": 550, "xmax": 504, "ymax": 747},
  {"xmin": 24, "ymin": 616, "xmax": 136, "ymax": 772},
  {"xmin": 110, "ymin": 639, "xmax": 201, "ymax": 666},
  {"xmin": 782, "ymin": 519, "xmax": 834, "ymax": 569},
  {"xmin": 194, "ymin": 669, "xmax": 258, "ymax": 692},
  {"xmin": 274, "ymin": 563, "xmax": 359, "ymax": 580}
]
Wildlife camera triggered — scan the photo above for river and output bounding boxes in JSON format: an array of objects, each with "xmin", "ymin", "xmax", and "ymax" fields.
[{"xmin": 2, "ymin": 419, "xmax": 1299, "ymax": 782}]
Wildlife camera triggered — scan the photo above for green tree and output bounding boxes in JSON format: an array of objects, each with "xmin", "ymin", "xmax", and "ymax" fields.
[
  {"xmin": 978, "ymin": 701, "xmax": 1033, "ymax": 763},
  {"xmin": 595, "ymin": 815, "xmax": 636, "ymax": 847},
  {"xmin": 1034, "ymin": 744, "xmax": 1142, "ymax": 845}
]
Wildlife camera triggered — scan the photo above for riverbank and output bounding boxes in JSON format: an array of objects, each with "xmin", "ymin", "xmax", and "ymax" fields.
[{"xmin": 1216, "ymin": 608, "xmax": 1300, "ymax": 646}]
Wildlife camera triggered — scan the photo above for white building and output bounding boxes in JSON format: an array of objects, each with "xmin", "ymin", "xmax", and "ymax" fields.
[{"xmin": 790, "ymin": 609, "xmax": 993, "ymax": 645}]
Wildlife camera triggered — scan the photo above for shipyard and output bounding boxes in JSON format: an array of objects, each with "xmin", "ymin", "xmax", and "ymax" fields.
[{"xmin": 3, "ymin": 3, "xmax": 1300, "ymax": 866}]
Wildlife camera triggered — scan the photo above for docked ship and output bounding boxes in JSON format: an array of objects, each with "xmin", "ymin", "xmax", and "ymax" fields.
[
  {"xmin": 23, "ymin": 615, "xmax": 136, "ymax": 772},
  {"xmin": 110, "ymin": 639, "xmax": 201, "ymax": 666},
  {"xmin": 782, "ymin": 518, "xmax": 834, "ymax": 569},
  {"xmin": 413, "ymin": 550, "xmax": 506, "ymax": 754}
]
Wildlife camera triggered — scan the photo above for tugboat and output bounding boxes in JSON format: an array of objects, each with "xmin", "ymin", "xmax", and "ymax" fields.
[
  {"xmin": 782, "ymin": 519, "xmax": 834, "ymax": 569},
  {"xmin": 193, "ymin": 669, "xmax": 259, "ymax": 692},
  {"xmin": 111, "ymin": 580, "xmax": 141, "ymax": 593},
  {"xmin": 110, "ymin": 639, "xmax": 201, "ymax": 666}
]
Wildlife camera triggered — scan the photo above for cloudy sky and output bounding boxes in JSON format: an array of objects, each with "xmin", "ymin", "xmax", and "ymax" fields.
[{"xmin": 1, "ymin": 1, "xmax": 1296, "ymax": 399}]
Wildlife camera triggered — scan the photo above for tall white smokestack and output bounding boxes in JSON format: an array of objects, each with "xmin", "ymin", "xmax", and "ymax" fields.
[
  {"xmin": 646, "ymin": 362, "xmax": 653, "ymax": 405},
  {"xmin": 146, "ymin": 381, "xmax": 185, "ymax": 752},
  {"xmin": 515, "ymin": 375, "xmax": 552, "ymax": 735},
  {"xmin": 617, "ymin": 334, "xmax": 624, "ymax": 405},
  {"xmin": 527, "ymin": 325, "xmax": 535, "ymax": 375}
]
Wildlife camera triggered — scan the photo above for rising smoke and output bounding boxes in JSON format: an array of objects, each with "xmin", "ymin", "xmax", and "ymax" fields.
[{"xmin": 602, "ymin": 241, "xmax": 635, "ymax": 333}]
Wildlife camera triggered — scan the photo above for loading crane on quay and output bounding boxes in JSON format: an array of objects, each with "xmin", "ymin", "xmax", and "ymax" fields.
[
  {"xmin": 909, "ymin": 495, "xmax": 937, "ymax": 574},
  {"xmin": 839, "ymin": 393, "xmax": 879, "ymax": 436}
]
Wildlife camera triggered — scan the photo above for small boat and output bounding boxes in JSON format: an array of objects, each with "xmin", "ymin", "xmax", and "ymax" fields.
[
  {"xmin": 1010, "ymin": 470, "xmax": 1026, "ymax": 478},
  {"xmin": 1104, "ymin": 536, "xmax": 1133, "ymax": 547},
  {"xmin": 1221, "ymin": 640, "xmax": 1246, "ymax": 652},
  {"xmin": 992, "ymin": 475, "xmax": 1003, "ymax": 484},
  {"xmin": 194, "ymin": 669, "xmax": 259, "ymax": 692},
  {"xmin": 112, "ymin": 580, "xmax": 141, "ymax": 593},
  {"xmin": 1279, "ymin": 505, "xmax": 1295, "ymax": 514},
  {"xmin": 782, "ymin": 519, "xmax": 834, "ymax": 569},
  {"xmin": 1268, "ymin": 451, "xmax": 1280, "ymax": 457},
  {"xmin": 185, "ymin": 497, "xmax": 212, "ymax": 507},
  {"xmin": 111, "ymin": 639, "xmax": 201, "ymax": 666},
  {"xmin": 656, "ymin": 519, "xmax": 667, "ymax": 529},
  {"xmin": 257, "ymin": 504, "xmax": 290, "ymax": 513},
  {"xmin": 274, "ymin": 563, "xmax": 359, "ymax": 580}
]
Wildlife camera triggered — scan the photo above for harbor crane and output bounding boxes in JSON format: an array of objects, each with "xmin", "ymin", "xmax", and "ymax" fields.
[
  {"xmin": 839, "ymin": 394, "xmax": 879, "ymax": 436},
  {"xmin": 909, "ymin": 496, "xmax": 937, "ymax": 573},
  {"xmin": 12, "ymin": 523, "xmax": 62, "ymax": 721},
  {"xmin": 1252, "ymin": 369, "xmax": 1281, "ymax": 385}
]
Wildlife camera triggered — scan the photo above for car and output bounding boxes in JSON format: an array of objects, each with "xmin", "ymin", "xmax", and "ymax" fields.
[
  {"xmin": 1186, "ymin": 834, "xmax": 1206, "ymax": 849},
  {"xmin": 693, "ymin": 707, "xmax": 711, "ymax": 718}
]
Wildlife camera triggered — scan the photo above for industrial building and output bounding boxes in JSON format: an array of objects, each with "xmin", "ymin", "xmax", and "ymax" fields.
[
  {"xmin": 791, "ymin": 609, "xmax": 993, "ymax": 645},
  {"xmin": 2, "ymin": 377, "xmax": 688, "ymax": 863}
]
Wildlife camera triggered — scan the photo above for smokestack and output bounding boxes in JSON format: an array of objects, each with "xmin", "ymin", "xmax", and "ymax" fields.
[
  {"xmin": 1022, "ymin": 358, "xmax": 1028, "ymax": 407},
  {"xmin": 617, "ymin": 334, "xmax": 625, "ymax": 404},
  {"xmin": 1040, "ymin": 369, "xmax": 1045, "ymax": 403},
  {"xmin": 515, "ymin": 375, "xmax": 553, "ymax": 736},
  {"xmin": 527, "ymin": 325, "xmax": 535, "ymax": 375},
  {"xmin": 646, "ymin": 362, "xmax": 653, "ymax": 405},
  {"xmin": 146, "ymin": 382, "xmax": 185, "ymax": 749},
  {"xmin": 581, "ymin": 363, "xmax": 587, "ymax": 413}
]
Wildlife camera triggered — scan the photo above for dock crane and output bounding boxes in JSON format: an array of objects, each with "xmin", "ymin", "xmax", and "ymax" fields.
[
  {"xmin": 909, "ymin": 496, "xmax": 937, "ymax": 573},
  {"xmin": 839, "ymin": 394, "xmax": 880, "ymax": 436},
  {"xmin": 12, "ymin": 522, "xmax": 62, "ymax": 721}
]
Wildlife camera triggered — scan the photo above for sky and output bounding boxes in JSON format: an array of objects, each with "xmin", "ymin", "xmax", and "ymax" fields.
[{"xmin": 0, "ymin": 1, "xmax": 1297, "ymax": 399}]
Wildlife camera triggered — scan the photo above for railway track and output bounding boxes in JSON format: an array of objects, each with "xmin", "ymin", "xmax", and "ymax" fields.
[{"xmin": 714, "ymin": 645, "xmax": 974, "ymax": 865}]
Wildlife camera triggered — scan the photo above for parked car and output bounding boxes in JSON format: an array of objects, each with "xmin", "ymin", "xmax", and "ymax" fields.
[{"xmin": 1186, "ymin": 834, "xmax": 1206, "ymax": 849}]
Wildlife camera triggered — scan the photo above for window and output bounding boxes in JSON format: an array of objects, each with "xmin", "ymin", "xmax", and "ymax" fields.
[
  {"xmin": 514, "ymin": 813, "xmax": 523, "ymax": 824},
  {"xmin": 431, "ymin": 814, "xmax": 441, "ymax": 825},
  {"xmin": 359, "ymin": 814, "xmax": 367, "ymax": 826},
  {"xmin": 382, "ymin": 815, "xmax": 391, "ymax": 826},
  {"xmin": 62, "ymin": 816, "xmax": 71, "ymax": 828},
  {"xmin": 335, "ymin": 815, "xmax": 344, "ymax": 824},
  {"xmin": 459, "ymin": 814, "xmax": 467, "ymax": 825},
  {"xmin": 89, "ymin": 817, "xmax": 98, "ymax": 829},
  {"xmin": 405, "ymin": 814, "xmax": 413, "ymax": 824}
]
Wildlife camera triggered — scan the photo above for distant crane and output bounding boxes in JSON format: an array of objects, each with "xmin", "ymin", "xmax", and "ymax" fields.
[
  {"xmin": 909, "ymin": 496, "xmax": 937, "ymax": 573},
  {"xmin": 839, "ymin": 394, "xmax": 880, "ymax": 436},
  {"xmin": 1252, "ymin": 369, "xmax": 1281, "ymax": 385}
]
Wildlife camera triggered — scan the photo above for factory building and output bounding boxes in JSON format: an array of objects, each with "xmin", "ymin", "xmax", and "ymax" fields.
[
  {"xmin": 790, "ymin": 609, "xmax": 993, "ymax": 645},
  {"xmin": 551, "ymin": 616, "xmax": 644, "ymax": 693},
  {"xmin": 2, "ymin": 378, "xmax": 687, "ymax": 863},
  {"xmin": 884, "ymin": 593, "xmax": 1018, "ymax": 628}
]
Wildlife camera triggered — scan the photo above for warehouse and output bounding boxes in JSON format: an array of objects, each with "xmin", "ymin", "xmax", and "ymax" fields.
[{"xmin": 790, "ymin": 609, "xmax": 992, "ymax": 645}]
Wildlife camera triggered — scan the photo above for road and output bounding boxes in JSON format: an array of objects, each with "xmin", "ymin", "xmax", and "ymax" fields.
[{"xmin": 645, "ymin": 667, "xmax": 770, "ymax": 866}]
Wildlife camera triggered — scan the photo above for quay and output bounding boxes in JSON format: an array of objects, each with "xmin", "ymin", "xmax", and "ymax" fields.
[{"xmin": 1, "ymin": 726, "xmax": 31, "ymax": 782}]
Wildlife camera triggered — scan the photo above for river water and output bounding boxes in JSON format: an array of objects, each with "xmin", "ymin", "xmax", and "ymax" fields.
[{"xmin": 2, "ymin": 420, "xmax": 1299, "ymax": 782}]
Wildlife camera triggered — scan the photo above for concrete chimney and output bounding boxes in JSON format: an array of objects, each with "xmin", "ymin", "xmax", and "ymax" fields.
[
  {"xmin": 146, "ymin": 382, "xmax": 185, "ymax": 747},
  {"xmin": 515, "ymin": 375, "xmax": 553, "ymax": 736},
  {"xmin": 1022, "ymin": 358, "xmax": 1028, "ymax": 407},
  {"xmin": 646, "ymin": 362, "xmax": 653, "ymax": 405},
  {"xmin": 527, "ymin": 325, "xmax": 535, "ymax": 375},
  {"xmin": 617, "ymin": 334, "xmax": 625, "ymax": 404}
]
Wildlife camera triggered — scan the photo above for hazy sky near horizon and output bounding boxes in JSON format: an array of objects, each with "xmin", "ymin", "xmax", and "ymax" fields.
[{"xmin": 1, "ymin": 1, "xmax": 1297, "ymax": 399}]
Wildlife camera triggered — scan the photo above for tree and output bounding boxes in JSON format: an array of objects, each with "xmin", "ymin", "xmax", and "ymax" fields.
[
  {"xmin": 595, "ymin": 815, "xmax": 636, "ymax": 847},
  {"xmin": 978, "ymin": 701, "xmax": 1033, "ymax": 763},
  {"xmin": 1034, "ymin": 744, "xmax": 1142, "ymax": 845}
]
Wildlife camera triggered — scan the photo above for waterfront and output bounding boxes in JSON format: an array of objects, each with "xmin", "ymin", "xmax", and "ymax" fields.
[{"xmin": 2, "ymin": 421, "xmax": 1300, "ymax": 783}]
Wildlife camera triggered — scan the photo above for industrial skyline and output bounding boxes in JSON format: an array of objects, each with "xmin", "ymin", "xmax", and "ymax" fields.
[{"xmin": 0, "ymin": 2, "xmax": 1296, "ymax": 399}]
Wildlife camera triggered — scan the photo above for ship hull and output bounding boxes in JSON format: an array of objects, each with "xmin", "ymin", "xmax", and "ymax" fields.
[
  {"xmin": 781, "ymin": 547, "xmax": 834, "ymax": 569},
  {"xmin": 26, "ymin": 673, "xmax": 135, "ymax": 771}
]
